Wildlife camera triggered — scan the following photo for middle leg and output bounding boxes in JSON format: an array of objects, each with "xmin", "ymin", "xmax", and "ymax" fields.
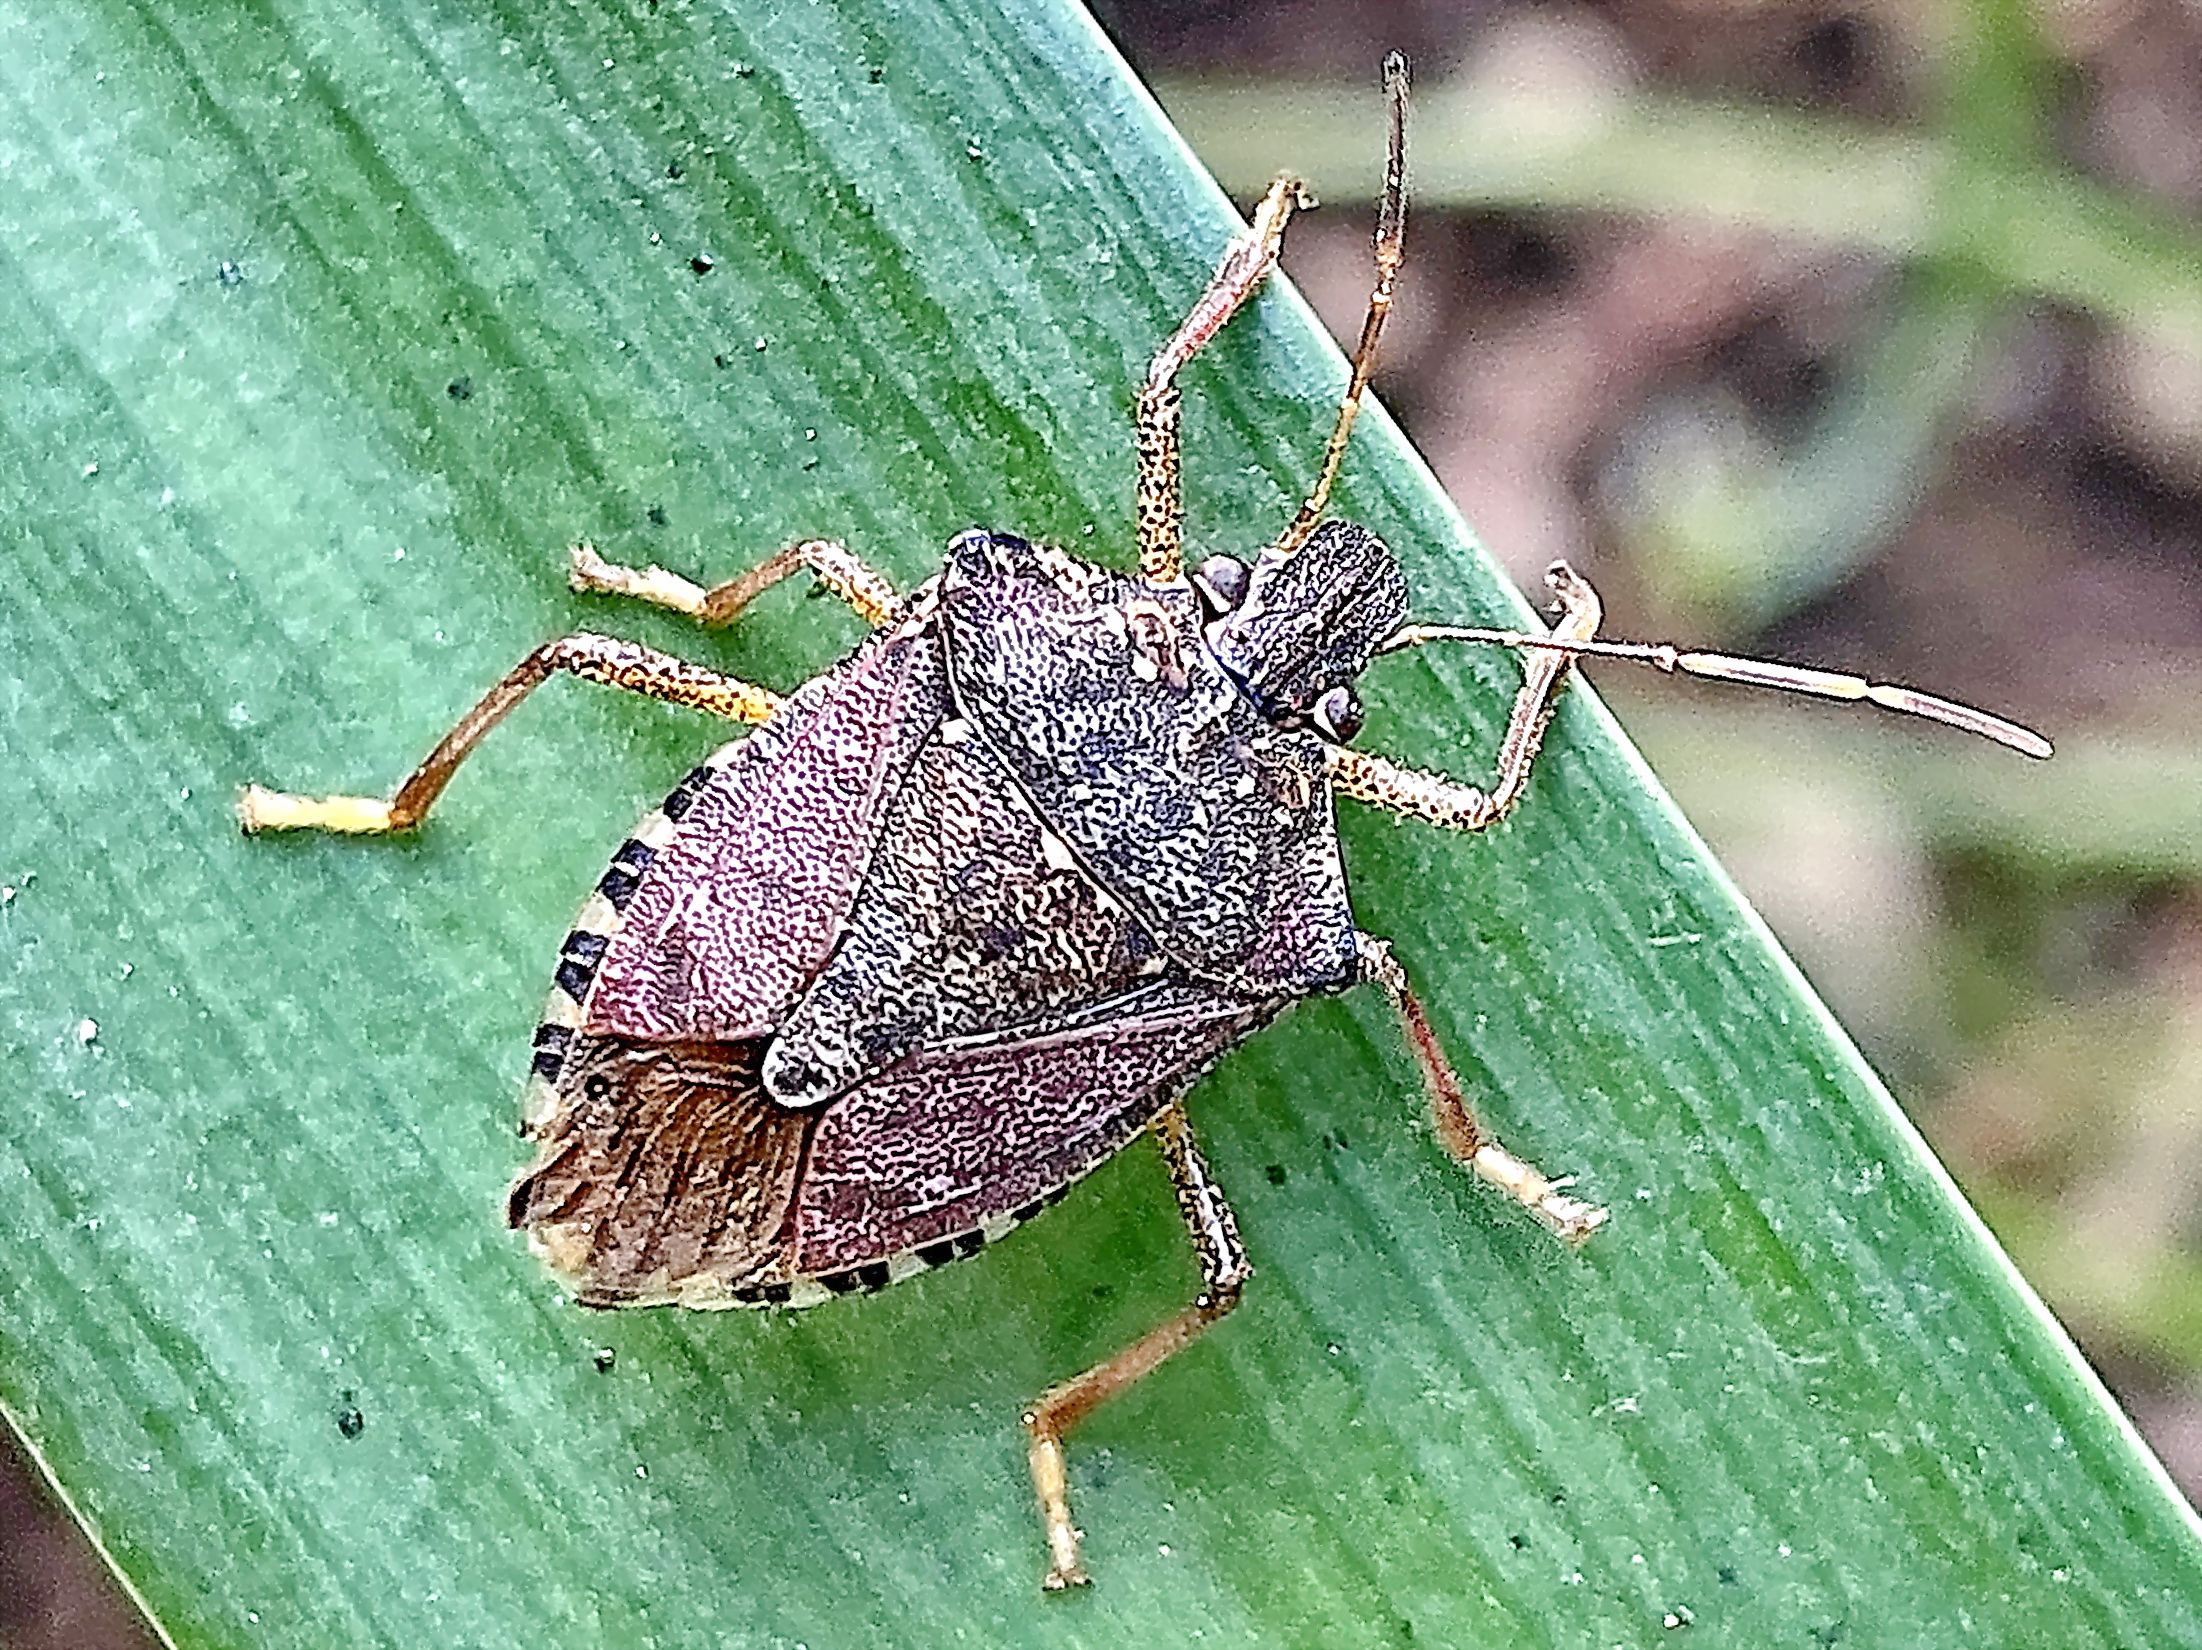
[{"xmin": 569, "ymin": 537, "xmax": 903, "ymax": 629}]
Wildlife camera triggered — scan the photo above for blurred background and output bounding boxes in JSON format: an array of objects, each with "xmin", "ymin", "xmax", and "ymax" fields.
[{"xmin": 5, "ymin": 1, "xmax": 2199, "ymax": 1643}]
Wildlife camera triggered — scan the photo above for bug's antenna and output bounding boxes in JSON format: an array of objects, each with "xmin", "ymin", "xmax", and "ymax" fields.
[
  {"xmin": 1381, "ymin": 563, "xmax": 2053, "ymax": 759},
  {"xmin": 1270, "ymin": 51, "xmax": 1410, "ymax": 562}
]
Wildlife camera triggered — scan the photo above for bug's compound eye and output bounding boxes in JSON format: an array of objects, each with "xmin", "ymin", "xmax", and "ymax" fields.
[
  {"xmin": 1192, "ymin": 554, "xmax": 1249, "ymax": 618},
  {"xmin": 1309, "ymin": 685, "xmax": 1364, "ymax": 745}
]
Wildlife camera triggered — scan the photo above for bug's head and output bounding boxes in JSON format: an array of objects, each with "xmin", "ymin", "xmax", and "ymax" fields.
[{"xmin": 1200, "ymin": 519, "xmax": 1407, "ymax": 742}]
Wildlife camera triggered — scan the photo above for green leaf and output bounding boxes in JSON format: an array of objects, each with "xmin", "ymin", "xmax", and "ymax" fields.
[{"xmin": 2, "ymin": 4, "xmax": 2196, "ymax": 1648}]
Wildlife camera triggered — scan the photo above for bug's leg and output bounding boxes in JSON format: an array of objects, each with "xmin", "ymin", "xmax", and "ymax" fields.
[
  {"xmin": 1024, "ymin": 1102, "xmax": 1249, "ymax": 1591},
  {"xmin": 1331, "ymin": 561, "xmax": 1603, "ymax": 832},
  {"xmin": 1357, "ymin": 936, "xmax": 1607, "ymax": 1243},
  {"xmin": 238, "ymin": 634, "xmax": 781, "ymax": 834},
  {"xmin": 568, "ymin": 537, "xmax": 903, "ymax": 629},
  {"xmin": 1139, "ymin": 174, "xmax": 1314, "ymax": 586}
]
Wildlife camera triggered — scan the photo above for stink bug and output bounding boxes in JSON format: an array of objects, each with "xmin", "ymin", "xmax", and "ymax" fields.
[{"xmin": 241, "ymin": 55, "xmax": 2047, "ymax": 1590}]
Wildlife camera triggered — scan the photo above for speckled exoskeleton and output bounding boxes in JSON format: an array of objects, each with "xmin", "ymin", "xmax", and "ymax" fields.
[{"xmin": 242, "ymin": 56, "xmax": 2046, "ymax": 1590}]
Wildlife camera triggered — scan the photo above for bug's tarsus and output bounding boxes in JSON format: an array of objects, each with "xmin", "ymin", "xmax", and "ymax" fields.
[
  {"xmin": 1268, "ymin": 50, "xmax": 1411, "ymax": 563},
  {"xmin": 1023, "ymin": 1102, "xmax": 1250, "ymax": 1591},
  {"xmin": 570, "ymin": 537, "xmax": 903, "ymax": 630},
  {"xmin": 238, "ymin": 634, "xmax": 782, "ymax": 834},
  {"xmin": 1356, "ymin": 936, "xmax": 1608, "ymax": 1242},
  {"xmin": 1328, "ymin": 561, "xmax": 1603, "ymax": 833},
  {"xmin": 1382, "ymin": 560, "xmax": 2053, "ymax": 759}
]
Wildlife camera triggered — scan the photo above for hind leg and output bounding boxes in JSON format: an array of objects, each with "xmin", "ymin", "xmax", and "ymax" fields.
[
  {"xmin": 239, "ymin": 633, "xmax": 780, "ymax": 834},
  {"xmin": 1023, "ymin": 1104, "xmax": 1248, "ymax": 1590}
]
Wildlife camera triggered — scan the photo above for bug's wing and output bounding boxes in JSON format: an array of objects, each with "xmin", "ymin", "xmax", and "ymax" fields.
[
  {"xmin": 761, "ymin": 714, "xmax": 1164, "ymax": 1106},
  {"xmin": 507, "ymin": 1034, "xmax": 814, "ymax": 1308},
  {"xmin": 789, "ymin": 980, "xmax": 1277, "ymax": 1275},
  {"xmin": 938, "ymin": 532, "xmax": 1358, "ymax": 996},
  {"xmin": 511, "ymin": 986, "xmax": 1272, "ymax": 1306},
  {"xmin": 583, "ymin": 625, "xmax": 949, "ymax": 1044}
]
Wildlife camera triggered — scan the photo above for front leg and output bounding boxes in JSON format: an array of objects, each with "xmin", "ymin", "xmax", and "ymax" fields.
[
  {"xmin": 1136, "ymin": 174, "xmax": 1312, "ymax": 587},
  {"xmin": 1330, "ymin": 561, "xmax": 1603, "ymax": 832}
]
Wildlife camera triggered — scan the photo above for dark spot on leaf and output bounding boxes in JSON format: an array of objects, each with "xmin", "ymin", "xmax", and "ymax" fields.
[{"xmin": 446, "ymin": 376, "xmax": 472, "ymax": 401}]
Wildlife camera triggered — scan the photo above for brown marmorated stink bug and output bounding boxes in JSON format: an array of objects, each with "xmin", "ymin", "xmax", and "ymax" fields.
[{"xmin": 241, "ymin": 55, "xmax": 2049, "ymax": 1591}]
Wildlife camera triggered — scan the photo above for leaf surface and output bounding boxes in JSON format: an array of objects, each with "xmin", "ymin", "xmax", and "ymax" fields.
[{"xmin": 2, "ymin": 3, "xmax": 2197, "ymax": 1647}]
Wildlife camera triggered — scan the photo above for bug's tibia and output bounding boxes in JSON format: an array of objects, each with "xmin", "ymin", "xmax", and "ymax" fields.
[{"xmin": 1356, "ymin": 935, "xmax": 1608, "ymax": 1244}]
